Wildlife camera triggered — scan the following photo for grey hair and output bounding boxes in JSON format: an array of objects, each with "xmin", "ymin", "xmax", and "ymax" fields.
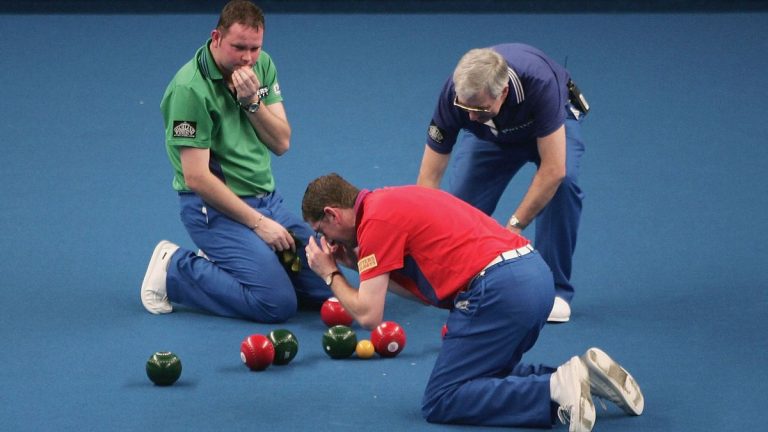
[{"xmin": 452, "ymin": 48, "xmax": 508, "ymax": 100}]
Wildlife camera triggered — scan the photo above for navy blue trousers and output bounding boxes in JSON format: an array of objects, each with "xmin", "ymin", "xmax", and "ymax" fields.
[
  {"xmin": 446, "ymin": 113, "xmax": 585, "ymax": 302},
  {"xmin": 421, "ymin": 252, "xmax": 556, "ymax": 427},
  {"xmin": 165, "ymin": 192, "xmax": 331, "ymax": 322}
]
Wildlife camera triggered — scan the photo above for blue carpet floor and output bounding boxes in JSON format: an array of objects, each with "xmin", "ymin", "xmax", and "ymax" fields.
[{"xmin": 0, "ymin": 10, "xmax": 766, "ymax": 432}]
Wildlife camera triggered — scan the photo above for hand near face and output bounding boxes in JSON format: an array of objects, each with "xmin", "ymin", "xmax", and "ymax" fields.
[
  {"xmin": 232, "ymin": 66, "xmax": 261, "ymax": 106},
  {"xmin": 305, "ymin": 236, "xmax": 339, "ymax": 277}
]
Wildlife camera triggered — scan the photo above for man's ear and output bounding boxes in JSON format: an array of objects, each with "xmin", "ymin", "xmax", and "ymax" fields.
[{"xmin": 323, "ymin": 206, "xmax": 336, "ymax": 222}]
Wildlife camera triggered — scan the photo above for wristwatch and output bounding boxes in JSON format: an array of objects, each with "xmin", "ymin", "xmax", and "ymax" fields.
[
  {"xmin": 508, "ymin": 215, "xmax": 523, "ymax": 229},
  {"xmin": 324, "ymin": 270, "xmax": 342, "ymax": 286},
  {"xmin": 241, "ymin": 99, "xmax": 260, "ymax": 113}
]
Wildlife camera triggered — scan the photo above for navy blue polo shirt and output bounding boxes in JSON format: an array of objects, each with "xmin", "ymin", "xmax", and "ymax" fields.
[{"xmin": 427, "ymin": 43, "xmax": 571, "ymax": 153}]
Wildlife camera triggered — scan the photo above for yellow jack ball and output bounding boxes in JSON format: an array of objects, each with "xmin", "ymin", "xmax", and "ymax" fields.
[{"xmin": 356, "ymin": 339, "xmax": 375, "ymax": 359}]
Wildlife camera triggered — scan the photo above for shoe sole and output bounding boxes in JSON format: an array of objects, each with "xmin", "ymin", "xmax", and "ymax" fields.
[
  {"xmin": 558, "ymin": 357, "xmax": 596, "ymax": 432},
  {"xmin": 141, "ymin": 241, "xmax": 175, "ymax": 314},
  {"xmin": 575, "ymin": 358, "xmax": 596, "ymax": 432},
  {"xmin": 583, "ymin": 348, "xmax": 644, "ymax": 415}
]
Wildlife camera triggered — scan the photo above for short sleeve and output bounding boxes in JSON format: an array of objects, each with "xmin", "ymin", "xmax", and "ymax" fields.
[
  {"xmin": 256, "ymin": 52, "xmax": 283, "ymax": 106},
  {"xmin": 162, "ymin": 85, "xmax": 212, "ymax": 149},
  {"xmin": 357, "ymin": 219, "xmax": 408, "ymax": 281},
  {"xmin": 426, "ymin": 77, "xmax": 463, "ymax": 154}
]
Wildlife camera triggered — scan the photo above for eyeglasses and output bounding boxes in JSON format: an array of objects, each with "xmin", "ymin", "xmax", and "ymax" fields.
[
  {"xmin": 312, "ymin": 215, "xmax": 327, "ymax": 241},
  {"xmin": 453, "ymin": 95, "xmax": 493, "ymax": 113}
]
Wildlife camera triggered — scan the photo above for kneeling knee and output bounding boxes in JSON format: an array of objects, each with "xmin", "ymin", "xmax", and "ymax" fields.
[
  {"xmin": 246, "ymin": 291, "xmax": 297, "ymax": 323},
  {"xmin": 421, "ymin": 388, "xmax": 454, "ymax": 423}
]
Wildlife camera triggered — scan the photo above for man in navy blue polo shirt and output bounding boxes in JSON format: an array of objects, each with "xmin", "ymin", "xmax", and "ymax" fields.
[{"xmin": 416, "ymin": 44, "xmax": 588, "ymax": 322}]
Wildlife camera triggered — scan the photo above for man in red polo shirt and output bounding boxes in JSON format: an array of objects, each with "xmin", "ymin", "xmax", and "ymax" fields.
[{"xmin": 302, "ymin": 173, "xmax": 644, "ymax": 431}]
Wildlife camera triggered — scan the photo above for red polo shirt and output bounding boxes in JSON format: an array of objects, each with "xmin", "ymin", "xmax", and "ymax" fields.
[{"xmin": 355, "ymin": 186, "xmax": 529, "ymax": 306}]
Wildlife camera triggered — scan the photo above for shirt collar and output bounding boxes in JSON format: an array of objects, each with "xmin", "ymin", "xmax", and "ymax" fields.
[
  {"xmin": 506, "ymin": 67, "xmax": 525, "ymax": 104},
  {"xmin": 353, "ymin": 189, "xmax": 371, "ymax": 230},
  {"xmin": 197, "ymin": 39, "xmax": 224, "ymax": 81}
]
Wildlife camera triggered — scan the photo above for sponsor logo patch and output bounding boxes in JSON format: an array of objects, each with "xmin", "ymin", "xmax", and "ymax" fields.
[
  {"xmin": 428, "ymin": 121, "xmax": 444, "ymax": 144},
  {"xmin": 172, "ymin": 121, "xmax": 197, "ymax": 138},
  {"xmin": 357, "ymin": 254, "xmax": 378, "ymax": 273},
  {"xmin": 272, "ymin": 82, "xmax": 281, "ymax": 96},
  {"xmin": 257, "ymin": 85, "xmax": 270, "ymax": 100}
]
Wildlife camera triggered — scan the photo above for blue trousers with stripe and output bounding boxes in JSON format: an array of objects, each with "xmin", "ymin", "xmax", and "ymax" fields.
[
  {"xmin": 446, "ymin": 112, "xmax": 585, "ymax": 302},
  {"xmin": 165, "ymin": 192, "xmax": 331, "ymax": 322},
  {"xmin": 420, "ymin": 252, "xmax": 557, "ymax": 427}
]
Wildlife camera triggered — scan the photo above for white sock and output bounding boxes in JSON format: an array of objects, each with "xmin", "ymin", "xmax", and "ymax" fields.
[{"xmin": 550, "ymin": 371, "xmax": 564, "ymax": 405}]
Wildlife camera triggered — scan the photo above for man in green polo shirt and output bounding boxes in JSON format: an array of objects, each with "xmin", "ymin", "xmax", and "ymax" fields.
[{"xmin": 140, "ymin": 0, "xmax": 331, "ymax": 322}]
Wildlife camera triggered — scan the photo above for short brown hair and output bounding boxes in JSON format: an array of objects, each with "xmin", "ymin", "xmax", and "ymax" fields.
[
  {"xmin": 302, "ymin": 173, "xmax": 360, "ymax": 222},
  {"xmin": 217, "ymin": 0, "xmax": 265, "ymax": 34}
]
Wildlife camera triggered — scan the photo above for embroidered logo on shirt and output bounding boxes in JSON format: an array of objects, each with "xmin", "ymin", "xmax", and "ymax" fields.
[
  {"xmin": 257, "ymin": 85, "xmax": 270, "ymax": 100},
  {"xmin": 272, "ymin": 82, "xmax": 281, "ymax": 96},
  {"xmin": 172, "ymin": 121, "xmax": 197, "ymax": 138},
  {"xmin": 499, "ymin": 119, "xmax": 534, "ymax": 135},
  {"xmin": 428, "ymin": 121, "xmax": 444, "ymax": 144},
  {"xmin": 358, "ymin": 254, "xmax": 378, "ymax": 273}
]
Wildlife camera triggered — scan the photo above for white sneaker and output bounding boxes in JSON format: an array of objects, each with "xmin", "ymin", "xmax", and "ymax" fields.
[
  {"xmin": 582, "ymin": 347, "xmax": 645, "ymax": 415},
  {"xmin": 548, "ymin": 296, "xmax": 571, "ymax": 323},
  {"xmin": 140, "ymin": 240, "xmax": 179, "ymax": 314},
  {"xmin": 551, "ymin": 356, "xmax": 596, "ymax": 432}
]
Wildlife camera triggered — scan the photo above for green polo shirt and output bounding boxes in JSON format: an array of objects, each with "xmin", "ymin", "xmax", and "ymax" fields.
[{"xmin": 160, "ymin": 40, "xmax": 283, "ymax": 195}]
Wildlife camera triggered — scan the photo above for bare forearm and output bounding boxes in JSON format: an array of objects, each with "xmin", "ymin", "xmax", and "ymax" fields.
[
  {"xmin": 512, "ymin": 168, "xmax": 563, "ymax": 227},
  {"xmin": 328, "ymin": 276, "xmax": 382, "ymax": 329},
  {"xmin": 511, "ymin": 125, "xmax": 567, "ymax": 228},
  {"xmin": 416, "ymin": 144, "xmax": 449, "ymax": 188},
  {"xmin": 245, "ymin": 105, "xmax": 291, "ymax": 155},
  {"xmin": 232, "ymin": 68, "xmax": 291, "ymax": 155}
]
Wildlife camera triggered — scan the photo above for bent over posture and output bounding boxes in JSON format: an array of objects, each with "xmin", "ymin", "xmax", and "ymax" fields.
[
  {"xmin": 302, "ymin": 173, "xmax": 643, "ymax": 431},
  {"xmin": 417, "ymin": 44, "xmax": 589, "ymax": 322}
]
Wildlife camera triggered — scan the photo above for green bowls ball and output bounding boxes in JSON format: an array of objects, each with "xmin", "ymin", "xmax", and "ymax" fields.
[
  {"xmin": 268, "ymin": 329, "xmax": 299, "ymax": 365},
  {"xmin": 322, "ymin": 325, "xmax": 357, "ymax": 359},
  {"xmin": 146, "ymin": 351, "xmax": 182, "ymax": 386}
]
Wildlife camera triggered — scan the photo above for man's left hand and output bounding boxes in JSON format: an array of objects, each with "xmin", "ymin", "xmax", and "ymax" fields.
[
  {"xmin": 232, "ymin": 66, "xmax": 262, "ymax": 105},
  {"xmin": 305, "ymin": 236, "xmax": 338, "ymax": 278}
]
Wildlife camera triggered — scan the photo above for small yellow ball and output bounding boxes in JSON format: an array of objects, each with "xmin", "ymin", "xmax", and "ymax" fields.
[{"xmin": 356, "ymin": 339, "xmax": 375, "ymax": 359}]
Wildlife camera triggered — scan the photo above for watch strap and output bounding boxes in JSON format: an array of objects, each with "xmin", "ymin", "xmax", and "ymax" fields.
[{"xmin": 325, "ymin": 270, "xmax": 342, "ymax": 286}]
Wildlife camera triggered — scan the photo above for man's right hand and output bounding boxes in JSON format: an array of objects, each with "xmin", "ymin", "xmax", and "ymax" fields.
[{"xmin": 253, "ymin": 216, "xmax": 295, "ymax": 252}]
